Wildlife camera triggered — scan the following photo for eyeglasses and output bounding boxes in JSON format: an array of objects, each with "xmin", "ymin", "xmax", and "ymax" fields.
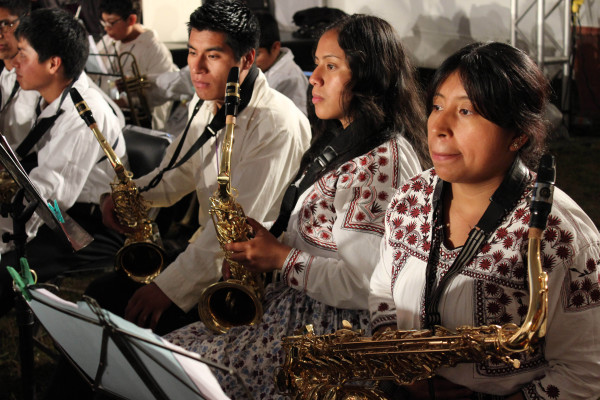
[
  {"xmin": 0, "ymin": 18, "xmax": 19, "ymax": 34},
  {"xmin": 100, "ymin": 17, "xmax": 123, "ymax": 28}
]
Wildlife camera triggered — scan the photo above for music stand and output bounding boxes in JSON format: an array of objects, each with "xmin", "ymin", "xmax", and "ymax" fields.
[
  {"xmin": 0, "ymin": 134, "xmax": 93, "ymax": 400},
  {"xmin": 21, "ymin": 286, "xmax": 252, "ymax": 400}
]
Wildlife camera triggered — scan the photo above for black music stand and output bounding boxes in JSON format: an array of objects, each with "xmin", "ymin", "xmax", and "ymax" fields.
[
  {"xmin": 0, "ymin": 134, "xmax": 93, "ymax": 400},
  {"xmin": 20, "ymin": 287, "xmax": 252, "ymax": 400}
]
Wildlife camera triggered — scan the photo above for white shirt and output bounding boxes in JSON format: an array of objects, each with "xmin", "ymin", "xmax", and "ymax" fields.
[
  {"xmin": 263, "ymin": 47, "xmax": 308, "ymax": 115},
  {"xmin": 370, "ymin": 169, "xmax": 600, "ymax": 399},
  {"xmin": 136, "ymin": 70, "xmax": 311, "ymax": 312},
  {"xmin": 95, "ymin": 29, "xmax": 178, "ymax": 130},
  {"xmin": 0, "ymin": 72, "xmax": 126, "ymax": 253},
  {"xmin": 281, "ymin": 135, "xmax": 423, "ymax": 310},
  {"xmin": 0, "ymin": 67, "xmax": 39, "ymax": 148}
]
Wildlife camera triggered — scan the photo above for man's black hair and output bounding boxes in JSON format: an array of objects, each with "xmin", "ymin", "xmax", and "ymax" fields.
[
  {"xmin": 188, "ymin": 0, "xmax": 259, "ymax": 59},
  {"xmin": 15, "ymin": 8, "xmax": 89, "ymax": 81},
  {"xmin": 0, "ymin": 0, "xmax": 30, "ymax": 17},
  {"xmin": 255, "ymin": 11, "xmax": 279, "ymax": 50},
  {"xmin": 99, "ymin": 0, "xmax": 140, "ymax": 20}
]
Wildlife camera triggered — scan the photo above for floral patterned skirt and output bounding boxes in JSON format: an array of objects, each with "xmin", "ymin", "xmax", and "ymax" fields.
[{"xmin": 165, "ymin": 281, "xmax": 371, "ymax": 399}]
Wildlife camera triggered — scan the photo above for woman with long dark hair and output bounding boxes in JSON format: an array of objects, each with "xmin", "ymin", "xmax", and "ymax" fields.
[
  {"xmin": 165, "ymin": 14, "xmax": 429, "ymax": 399},
  {"xmin": 370, "ymin": 41, "xmax": 600, "ymax": 399}
]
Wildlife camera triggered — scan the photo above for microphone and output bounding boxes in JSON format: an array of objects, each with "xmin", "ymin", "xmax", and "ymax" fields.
[
  {"xmin": 529, "ymin": 154, "xmax": 555, "ymax": 230},
  {"xmin": 69, "ymin": 88, "xmax": 125, "ymax": 178},
  {"xmin": 224, "ymin": 66, "xmax": 240, "ymax": 118}
]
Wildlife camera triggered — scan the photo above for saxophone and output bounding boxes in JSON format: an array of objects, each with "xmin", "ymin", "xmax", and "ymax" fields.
[
  {"xmin": 70, "ymin": 88, "xmax": 165, "ymax": 284},
  {"xmin": 197, "ymin": 66, "xmax": 265, "ymax": 334},
  {"xmin": 277, "ymin": 155, "xmax": 555, "ymax": 399}
]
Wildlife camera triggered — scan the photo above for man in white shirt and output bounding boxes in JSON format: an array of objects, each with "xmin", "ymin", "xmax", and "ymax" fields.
[
  {"xmin": 87, "ymin": 0, "xmax": 311, "ymax": 335},
  {"xmin": 0, "ymin": 8, "xmax": 126, "ymax": 317},
  {"xmin": 255, "ymin": 11, "xmax": 308, "ymax": 115},
  {"xmin": 0, "ymin": 0, "xmax": 38, "ymax": 148},
  {"xmin": 94, "ymin": 0, "xmax": 178, "ymax": 130}
]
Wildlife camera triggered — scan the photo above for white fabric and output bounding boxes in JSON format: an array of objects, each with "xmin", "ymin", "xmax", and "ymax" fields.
[
  {"xmin": 146, "ymin": 66, "xmax": 194, "ymax": 105},
  {"xmin": 282, "ymin": 134, "xmax": 422, "ymax": 310},
  {"xmin": 0, "ymin": 67, "xmax": 39, "ymax": 147},
  {"xmin": 263, "ymin": 47, "xmax": 308, "ymax": 115},
  {"xmin": 369, "ymin": 169, "xmax": 600, "ymax": 399},
  {"xmin": 0, "ymin": 72, "xmax": 126, "ymax": 253},
  {"xmin": 137, "ymin": 71, "xmax": 311, "ymax": 312},
  {"xmin": 95, "ymin": 29, "xmax": 178, "ymax": 130}
]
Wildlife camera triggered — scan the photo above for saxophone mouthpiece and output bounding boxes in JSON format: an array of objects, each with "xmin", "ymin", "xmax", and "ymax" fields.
[
  {"xmin": 69, "ymin": 88, "xmax": 96, "ymax": 127},
  {"xmin": 225, "ymin": 66, "xmax": 240, "ymax": 117},
  {"xmin": 529, "ymin": 154, "xmax": 555, "ymax": 230}
]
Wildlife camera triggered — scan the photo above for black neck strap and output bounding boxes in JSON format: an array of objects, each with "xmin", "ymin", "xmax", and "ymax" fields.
[
  {"xmin": 423, "ymin": 158, "xmax": 530, "ymax": 329},
  {"xmin": 0, "ymin": 78, "xmax": 20, "ymax": 113},
  {"xmin": 15, "ymin": 85, "xmax": 72, "ymax": 160},
  {"xmin": 140, "ymin": 66, "xmax": 259, "ymax": 193},
  {"xmin": 269, "ymin": 125, "xmax": 368, "ymax": 238}
]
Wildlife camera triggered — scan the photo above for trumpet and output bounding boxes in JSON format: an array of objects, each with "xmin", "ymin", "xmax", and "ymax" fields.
[
  {"xmin": 70, "ymin": 88, "xmax": 165, "ymax": 283},
  {"xmin": 197, "ymin": 67, "xmax": 265, "ymax": 334},
  {"xmin": 115, "ymin": 51, "xmax": 153, "ymax": 128},
  {"xmin": 277, "ymin": 155, "xmax": 555, "ymax": 399}
]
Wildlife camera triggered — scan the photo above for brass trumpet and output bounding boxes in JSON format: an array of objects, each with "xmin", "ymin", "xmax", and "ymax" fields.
[
  {"xmin": 277, "ymin": 155, "xmax": 555, "ymax": 399},
  {"xmin": 116, "ymin": 51, "xmax": 153, "ymax": 128},
  {"xmin": 197, "ymin": 67, "xmax": 264, "ymax": 334},
  {"xmin": 70, "ymin": 88, "xmax": 165, "ymax": 284}
]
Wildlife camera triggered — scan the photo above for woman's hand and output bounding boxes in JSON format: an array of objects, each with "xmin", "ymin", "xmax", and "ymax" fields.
[{"xmin": 224, "ymin": 218, "xmax": 292, "ymax": 273}]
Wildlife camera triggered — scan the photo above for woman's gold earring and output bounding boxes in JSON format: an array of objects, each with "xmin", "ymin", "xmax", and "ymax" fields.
[{"xmin": 511, "ymin": 141, "xmax": 520, "ymax": 150}]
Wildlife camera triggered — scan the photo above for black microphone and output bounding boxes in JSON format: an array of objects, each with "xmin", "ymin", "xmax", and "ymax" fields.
[
  {"xmin": 529, "ymin": 154, "xmax": 555, "ymax": 230},
  {"xmin": 224, "ymin": 66, "xmax": 240, "ymax": 118}
]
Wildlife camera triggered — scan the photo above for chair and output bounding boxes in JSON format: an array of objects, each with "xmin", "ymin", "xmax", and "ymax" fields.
[{"xmin": 122, "ymin": 125, "xmax": 171, "ymax": 178}]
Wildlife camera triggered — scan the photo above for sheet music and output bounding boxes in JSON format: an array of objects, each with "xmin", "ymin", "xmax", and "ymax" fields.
[{"xmin": 29, "ymin": 288, "xmax": 230, "ymax": 400}]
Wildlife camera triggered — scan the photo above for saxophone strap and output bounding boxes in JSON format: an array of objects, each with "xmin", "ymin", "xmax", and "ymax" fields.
[
  {"xmin": 424, "ymin": 158, "xmax": 530, "ymax": 329},
  {"xmin": 269, "ymin": 125, "xmax": 361, "ymax": 238},
  {"xmin": 139, "ymin": 65, "xmax": 259, "ymax": 193}
]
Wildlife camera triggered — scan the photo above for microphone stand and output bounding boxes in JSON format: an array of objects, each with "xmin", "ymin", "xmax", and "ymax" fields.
[{"xmin": 1, "ymin": 188, "xmax": 39, "ymax": 400}]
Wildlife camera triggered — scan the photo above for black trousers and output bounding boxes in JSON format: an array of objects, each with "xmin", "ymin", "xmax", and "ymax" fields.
[{"xmin": 0, "ymin": 203, "xmax": 124, "ymax": 317}]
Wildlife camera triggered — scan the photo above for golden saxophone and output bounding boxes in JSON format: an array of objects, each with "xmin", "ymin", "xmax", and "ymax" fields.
[
  {"xmin": 276, "ymin": 155, "xmax": 555, "ymax": 399},
  {"xmin": 70, "ymin": 88, "xmax": 165, "ymax": 284},
  {"xmin": 197, "ymin": 66, "xmax": 265, "ymax": 334}
]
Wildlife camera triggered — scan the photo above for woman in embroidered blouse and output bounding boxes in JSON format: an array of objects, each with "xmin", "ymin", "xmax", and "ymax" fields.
[
  {"xmin": 165, "ymin": 14, "xmax": 430, "ymax": 399},
  {"xmin": 369, "ymin": 41, "xmax": 600, "ymax": 400}
]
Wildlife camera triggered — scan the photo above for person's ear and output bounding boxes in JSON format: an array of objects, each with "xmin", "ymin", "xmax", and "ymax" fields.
[
  {"xmin": 241, "ymin": 49, "xmax": 255, "ymax": 70},
  {"xmin": 271, "ymin": 41, "xmax": 281, "ymax": 54},
  {"xmin": 127, "ymin": 14, "xmax": 137, "ymax": 26},
  {"xmin": 47, "ymin": 55, "xmax": 62, "ymax": 75},
  {"xmin": 510, "ymin": 134, "xmax": 528, "ymax": 151}
]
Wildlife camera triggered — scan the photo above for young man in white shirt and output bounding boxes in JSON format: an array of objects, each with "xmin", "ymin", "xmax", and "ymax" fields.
[
  {"xmin": 87, "ymin": 0, "xmax": 311, "ymax": 335},
  {"xmin": 95, "ymin": 0, "xmax": 177, "ymax": 130},
  {"xmin": 0, "ymin": 0, "xmax": 38, "ymax": 148},
  {"xmin": 0, "ymin": 7, "xmax": 126, "ymax": 317},
  {"xmin": 255, "ymin": 11, "xmax": 309, "ymax": 115}
]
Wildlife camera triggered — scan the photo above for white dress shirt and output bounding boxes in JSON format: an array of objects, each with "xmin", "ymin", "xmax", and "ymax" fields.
[{"xmin": 136, "ymin": 70, "xmax": 311, "ymax": 312}]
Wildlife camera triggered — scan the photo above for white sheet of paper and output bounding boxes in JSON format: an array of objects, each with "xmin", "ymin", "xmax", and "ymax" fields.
[{"xmin": 28, "ymin": 288, "xmax": 231, "ymax": 400}]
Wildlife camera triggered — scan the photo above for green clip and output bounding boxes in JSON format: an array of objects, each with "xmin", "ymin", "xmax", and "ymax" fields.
[
  {"xmin": 48, "ymin": 199, "xmax": 65, "ymax": 223},
  {"xmin": 6, "ymin": 257, "xmax": 37, "ymax": 301}
]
